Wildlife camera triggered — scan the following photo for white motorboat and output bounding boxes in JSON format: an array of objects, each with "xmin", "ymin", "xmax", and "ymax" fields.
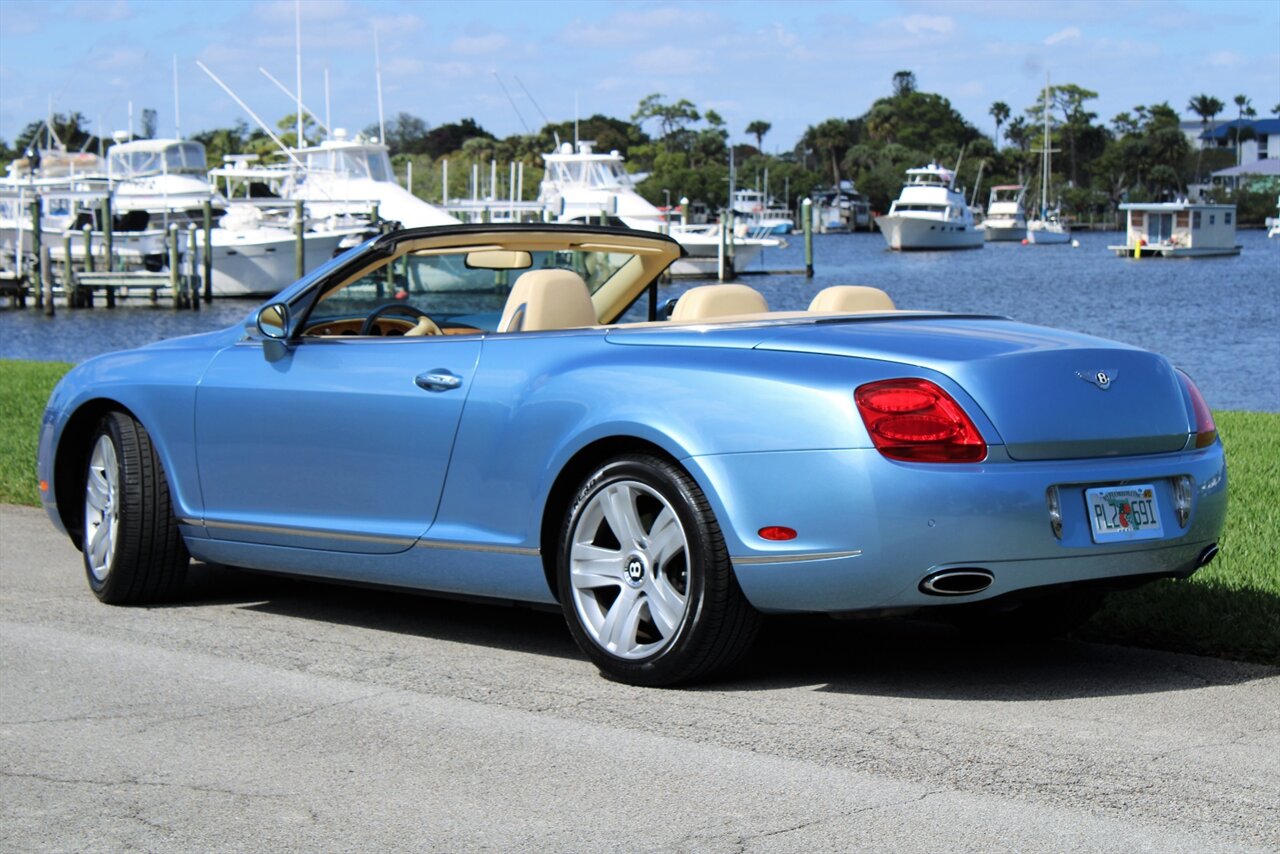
[
  {"xmin": 1266, "ymin": 194, "xmax": 1279, "ymax": 238},
  {"xmin": 207, "ymin": 204, "xmax": 350, "ymax": 296},
  {"xmin": 874, "ymin": 163, "xmax": 983, "ymax": 250},
  {"xmin": 106, "ymin": 139, "xmax": 227, "ymax": 223},
  {"xmin": 538, "ymin": 141, "xmax": 779, "ymax": 275},
  {"xmin": 1026, "ymin": 77, "xmax": 1071, "ymax": 246},
  {"xmin": 730, "ymin": 188, "xmax": 794, "ymax": 235},
  {"xmin": 981, "ymin": 185, "xmax": 1027, "ymax": 242},
  {"xmin": 283, "ymin": 131, "xmax": 457, "ymax": 228}
]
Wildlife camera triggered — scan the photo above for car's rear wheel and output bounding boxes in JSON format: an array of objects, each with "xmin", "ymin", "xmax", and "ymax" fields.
[
  {"xmin": 557, "ymin": 454, "xmax": 759, "ymax": 686},
  {"xmin": 83, "ymin": 412, "xmax": 189, "ymax": 604}
]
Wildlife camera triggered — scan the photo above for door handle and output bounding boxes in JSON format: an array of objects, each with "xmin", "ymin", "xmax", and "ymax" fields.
[{"xmin": 415, "ymin": 370, "xmax": 462, "ymax": 392}]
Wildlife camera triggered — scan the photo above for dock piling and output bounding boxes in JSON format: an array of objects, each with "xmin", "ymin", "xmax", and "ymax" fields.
[
  {"xmin": 802, "ymin": 198, "xmax": 814, "ymax": 277},
  {"xmin": 62, "ymin": 234, "xmax": 76, "ymax": 308},
  {"xmin": 202, "ymin": 201, "xmax": 213, "ymax": 304},
  {"xmin": 294, "ymin": 200, "xmax": 305, "ymax": 280},
  {"xmin": 101, "ymin": 197, "xmax": 114, "ymax": 275},
  {"xmin": 40, "ymin": 245, "xmax": 54, "ymax": 317},
  {"xmin": 169, "ymin": 224, "xmax": 181, "ymax": 308},
  {"xmin": 30, "ymin": 198, "xmax": 43, "ymax": 308},
  {"xmin": 187, "ymin": 225, "xmax": 199, "ymax": 311}
]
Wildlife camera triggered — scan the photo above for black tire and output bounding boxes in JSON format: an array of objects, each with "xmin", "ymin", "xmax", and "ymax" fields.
[
  {"xmin": 947, "ymin": 589, "xmax": 1105, "ymax": 640},
  {"xmin": 557, "ymin": 453, "xmax": 759, "ymax": 686},
  {"xmin": 82, "ymin": 412, "xmax": 189, "ymax": 604}
]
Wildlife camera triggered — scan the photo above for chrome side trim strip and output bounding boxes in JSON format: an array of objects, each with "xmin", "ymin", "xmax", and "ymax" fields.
[
  {"xmin": 177, "ymin": 517, "xmax": 201, "ymax": 527},
  {"xmin": 731, "ymin": 550, "xmax": 862, "ymax": 566},
  {"xmin": 201, "ymin": 520, "xmax": 540, "ymax": 556},
  {"xmin": 416, "ymin": 539, "xmax": 541, "ymax": 557},
  {"xmin": 204, "ymin": 520, "xmax": 415, "ymax": 547}
]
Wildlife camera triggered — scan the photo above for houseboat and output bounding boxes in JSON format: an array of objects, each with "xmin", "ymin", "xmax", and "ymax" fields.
[{"xmin": 1108, "ymin": 201, "xmax": 1242, "ymax": 258}]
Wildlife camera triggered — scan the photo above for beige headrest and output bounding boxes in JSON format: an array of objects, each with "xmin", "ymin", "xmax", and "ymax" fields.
[
  {"xmin": 670, "ymin": 284, "xmax": 768, "ymax": 322},
  {"xmin": 808, "ymin": 285, "xmax": 896, "ymax": 313},
  {"xmin": 498, "ymin": 268, "xmax": 598, "ymax": 333}
]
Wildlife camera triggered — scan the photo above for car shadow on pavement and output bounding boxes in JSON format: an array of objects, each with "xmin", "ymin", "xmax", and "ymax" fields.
[
  {"xmin": 179, "ymin": 561, "xmax": 581, "ymax": 662},
  {"xmin": 720, "ymin": 615, "xmax": 1276, "ymax": 700},
  {"xmin": 176, "ymin": 562, "xmax": 1275, "ymax": 700}
]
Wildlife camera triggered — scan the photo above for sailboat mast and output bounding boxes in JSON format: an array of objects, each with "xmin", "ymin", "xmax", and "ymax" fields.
[
  {"xmin": 295, "ymin": 0, "xmax": 303, "ymax": 150},
  {"xmin": 1042, "ymin": 75, "xmax": 1051, "ymax": 217}
]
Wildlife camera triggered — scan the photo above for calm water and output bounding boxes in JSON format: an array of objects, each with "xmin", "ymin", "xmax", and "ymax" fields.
[{"xmin": 3, "ymin": 230, "xmax": 1277, "ymax": 412}]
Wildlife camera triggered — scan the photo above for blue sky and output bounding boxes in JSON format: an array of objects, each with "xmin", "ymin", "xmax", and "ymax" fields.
[{"xmin": 1, "ymin": 0, "xmax": 1277, "ymax": 152}]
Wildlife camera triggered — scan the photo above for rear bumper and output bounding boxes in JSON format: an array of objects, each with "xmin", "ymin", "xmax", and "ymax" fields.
[{"xmin": 686, "ymin": 443, "xmax": 1227, "ymax": 614}]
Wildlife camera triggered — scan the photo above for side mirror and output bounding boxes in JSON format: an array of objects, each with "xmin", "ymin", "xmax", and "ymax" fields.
[{"xmin": 256, "ymin": 303, "xmax": 291, "ymax": 362}]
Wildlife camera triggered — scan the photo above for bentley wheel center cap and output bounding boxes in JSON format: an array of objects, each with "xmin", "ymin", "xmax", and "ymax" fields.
[{"xmin": 624, "ymin": 554, "xmax": 647, "ymax": 586}]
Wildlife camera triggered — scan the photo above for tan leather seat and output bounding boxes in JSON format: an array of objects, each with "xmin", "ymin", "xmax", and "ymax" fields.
[
  {"xmin": 497, "ymin": 268, "xmax": 598, "ymax": 333},
  {"xmin": 670, "ymin": 284, "xmax": 768, "ymax": 322},
  {"xmin": 808, "ymin": 285, "xmax": 896, "ymax": 313}
]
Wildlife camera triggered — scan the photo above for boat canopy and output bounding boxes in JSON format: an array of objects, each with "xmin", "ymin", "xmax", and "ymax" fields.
[
  {"xmin": 904, "ymin": 164, "xmax": 955, "ymax": 187},
  {"xmin": 301, "ymin": 144, "xmax": 393, "ymax": 183},
  {"xmin": 108, "ymin": 140, "xmax": 207, "ymax": 179}
]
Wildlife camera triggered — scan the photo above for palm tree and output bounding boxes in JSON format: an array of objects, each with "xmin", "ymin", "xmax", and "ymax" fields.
[
  {"xmin": 745, "ymin": 120, "xmax": 771, "ymax": 153},
  {"xmin": 989, "ymin": 101, "xmax": 1010, "ymax": 148},
  {"xmin": 1233, "ymin": 94, "xmax": 1252, "ymax": 165},
  {"xmin": 1187, "ymin": 94, "xmax": 1224, "ymax": 180}
]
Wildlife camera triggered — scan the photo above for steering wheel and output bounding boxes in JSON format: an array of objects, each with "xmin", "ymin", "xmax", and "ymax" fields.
[{"xmin": 359, "ymin": 303, "xmax": 441, "ymax": 336}]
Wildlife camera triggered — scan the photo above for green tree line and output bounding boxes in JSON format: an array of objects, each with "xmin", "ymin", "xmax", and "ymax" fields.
[{"xmin": 5, "ymin": 74, "xmax": 1277, "ymax": 223}]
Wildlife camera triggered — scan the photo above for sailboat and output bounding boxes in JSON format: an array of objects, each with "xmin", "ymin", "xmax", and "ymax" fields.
[{"xmin": 1026, "ymin": 76, "xmax": 1071, "ymax": 245}]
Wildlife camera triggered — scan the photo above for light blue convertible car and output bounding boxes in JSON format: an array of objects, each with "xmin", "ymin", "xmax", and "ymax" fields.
[{"xmin": 37, "ymin": 224, "xmax": 1227, "ymax": 685}]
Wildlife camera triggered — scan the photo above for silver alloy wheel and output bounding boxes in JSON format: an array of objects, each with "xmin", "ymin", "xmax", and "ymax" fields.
[
  {"xmin": 84, "ymin": 434, "xmax": 120, "ymax": 582},
  {"xmin": 568, "ymin": 479, "xmax": 691, "ymax": 660}
]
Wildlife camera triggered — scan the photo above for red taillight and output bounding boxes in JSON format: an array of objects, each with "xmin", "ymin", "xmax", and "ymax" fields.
[
  {"xmin": 855, "ymin": 379, "xmax": 987, "ymax": 462},
  {"xmin": 1177, "ymin": 370, "xmax": 1217, "ymax": 449}
]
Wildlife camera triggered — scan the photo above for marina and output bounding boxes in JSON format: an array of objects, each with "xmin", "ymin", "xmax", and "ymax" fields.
[{"xmin": 4, "ymin": 229, "xmax": 1276, "ymax": 413}]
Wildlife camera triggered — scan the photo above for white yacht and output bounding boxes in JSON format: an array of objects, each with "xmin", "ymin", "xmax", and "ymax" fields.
[
  {"xmin": 730, "ymin": 188, "xmax": 794, "ymax": 235},
  {"xmin": 1026, "ymin": 78, "xmax": 1071, "ymax": 245},
  {"xmin": 538, "ymin": 141, "xmax": 780, "ymax": 276},
  {"xmin": 981, "ymin": 185, "xmax": 1027, "ymax": 242},
  {"xmin": 874, "ymin": 163, "xmax": 983, "ymax": 250},
  {"xmin": 289, "ymin": 132, "xmax": 457, "ymax": 228},
  {"xmin": 208, "ymin": 130, "xmax": 458, "ymax": 230},
  {"xmin": 106, "ymin": 139, "xmax": 227, "ymax": 223}
]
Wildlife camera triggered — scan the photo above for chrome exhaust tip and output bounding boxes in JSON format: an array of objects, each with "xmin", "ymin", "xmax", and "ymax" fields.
[
  {"xmin": 919, "ymin": 568, "xmax": 994, "ymax": 597},
  {"xmin": 1197, "ymin": 544, "xmax": 1219, "ymax": 568}
]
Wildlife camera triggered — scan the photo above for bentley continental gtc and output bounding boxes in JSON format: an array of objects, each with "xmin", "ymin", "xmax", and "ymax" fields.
[{"xmin": 37, "ymin": 224, "xmax": 1227, "ymax": 685}]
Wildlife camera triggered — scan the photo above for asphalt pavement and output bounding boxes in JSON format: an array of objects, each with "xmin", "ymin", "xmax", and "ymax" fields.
[{"xmin": 2, "ymin": 504, "xmax": 1277, "ymax": 852}]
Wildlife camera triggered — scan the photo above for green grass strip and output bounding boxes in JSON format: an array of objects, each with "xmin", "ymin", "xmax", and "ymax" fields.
[
  {"xmin": 0, "ymin": 359, "xmax": 73, "ymax": 507},
  {"xmin": 0, "ymin": 359, "xmax": 1276, "ymax": 664}
]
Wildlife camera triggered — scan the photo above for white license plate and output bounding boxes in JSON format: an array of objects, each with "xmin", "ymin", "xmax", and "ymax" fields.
[{"xmin": 1086, "ymin": 484, "xmax": 1164, "ymax": 543}]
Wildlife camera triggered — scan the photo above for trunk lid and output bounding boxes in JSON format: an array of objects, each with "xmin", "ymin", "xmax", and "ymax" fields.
[
  {"xmin": 754, "ymin": 317, "xmax": 1191, "ymax": 460},
  {"xmin": 607, "ymin": 315, "xmax": 1191, "ymax": 460}
]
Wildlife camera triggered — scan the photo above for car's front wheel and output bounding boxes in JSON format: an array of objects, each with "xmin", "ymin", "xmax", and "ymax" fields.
[
  {"xmin": 83, "ymin": 412, "xmax": 189, "ymax": 604},
  {"xmin": 557, "ymin": 454, "xmax": 759, "ymax": 686}
]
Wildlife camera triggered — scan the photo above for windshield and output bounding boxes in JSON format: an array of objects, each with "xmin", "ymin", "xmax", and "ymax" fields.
[
  {"xmin": 108, "ymin": 142, "xmax": 207, "ymax": 178},
  {"xmin": 547, "ymin": 159, "xmax": 629, "ymax": 189},
  {"xmin": 304, "ymin": 147, "xmax": 393, "ymax": 182},
  {"xmin": 306, "ymin": 246, "xmax": 636, "ymax": 334}
]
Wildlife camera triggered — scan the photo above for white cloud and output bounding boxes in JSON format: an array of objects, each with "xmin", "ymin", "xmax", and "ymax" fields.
[
  {"xmin": 900, "ymin": 15, "xmax": 956, "ymax": 36},
  {"xmin": 95, "ymin": 48, "xmax": 147, "ymax": 72},
  {"xmin": 450, "ymin": 34, "xmax": 512, "ymax": 56},
  {"xmin": 1206, "ymin": 50, "xmax": 1244, "ymax": 67},
  {"xmin": 69, "ymin": 0, "xmax": 130, "ymax": 22},
  {"xmin": 629, "ymin": 46, "xmax": 714, "ymax": 77},
  {"xmin": 1044, "ymin": 27, "xmax": 1081, "ymax": 46}
]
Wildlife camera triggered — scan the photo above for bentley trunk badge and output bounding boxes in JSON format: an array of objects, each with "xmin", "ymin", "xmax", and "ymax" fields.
[{"xmin": 1077, "ymin": 369, "xmax": 1118, "ymax": 390}]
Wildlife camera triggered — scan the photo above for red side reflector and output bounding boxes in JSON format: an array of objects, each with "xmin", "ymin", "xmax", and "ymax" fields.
[
  {"xmin": 758, "ymin": 526, "xmax": 797, "ymax": 541},
  {"xmin": 855, "ymin": 378, "xmax": 987, "ymax": 463},
  {"xmin": 39, "ymin": 480, "xmax": 49, "ymax": 493},
  {"xmin": 1177, "ymin": 369, "xmax": 1217, "ymax": 449}
]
